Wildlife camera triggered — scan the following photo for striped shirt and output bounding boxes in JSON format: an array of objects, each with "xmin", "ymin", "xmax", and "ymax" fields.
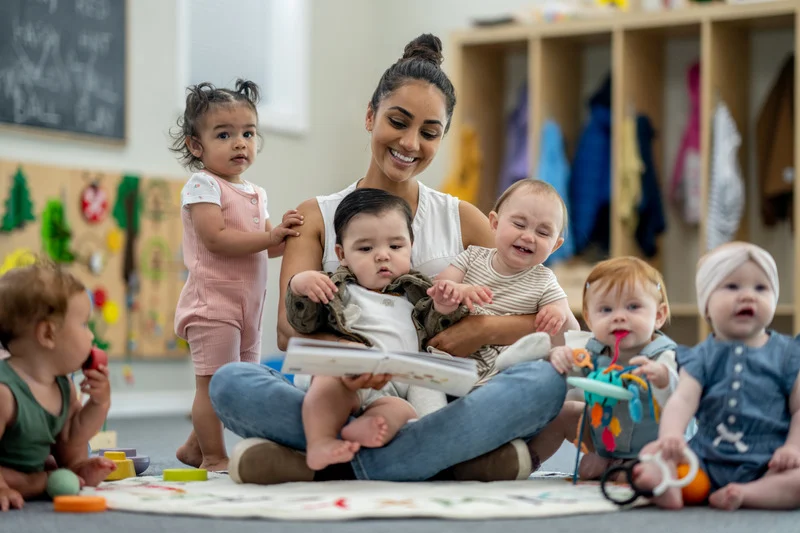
[{"xmin": 452, "ymin": 246, "xmax": 567, "ymax": 381}]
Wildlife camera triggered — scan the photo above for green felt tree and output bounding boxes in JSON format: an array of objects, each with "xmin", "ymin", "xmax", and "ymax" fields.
[
  {"xmin": 88, "ymin": 319, "xmax": 110, "ymax": 351},
  {"xmin": 1, "ymin": 167, "xmax": 36, "ymax": 232},
  {"xmin": 41, "ymin": 199, "xmax": 74, "ymax": 263},
  {"xmin": 112, "ymin": 175, "xmax": 141, "ymax": 286}
]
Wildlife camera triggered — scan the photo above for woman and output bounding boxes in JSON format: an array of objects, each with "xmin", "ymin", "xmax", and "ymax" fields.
[{"xmin": 209, "ymin": 33, "xmax": 572, "ymax": 484}]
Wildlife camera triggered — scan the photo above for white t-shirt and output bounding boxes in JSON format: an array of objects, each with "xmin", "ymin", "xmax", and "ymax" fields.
[
  {"xmin": 343, "ymin": 284, "xmax": 420, "ymax": 354},
  {"xmin": 181, "ymin": 172, "xmax": 269, "ymax": 220}
]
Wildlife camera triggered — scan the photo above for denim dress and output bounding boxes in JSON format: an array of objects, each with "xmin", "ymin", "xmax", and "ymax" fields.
[{"xmin": 679, "ymin": 331, "xmax": 800, "ymax": 489}]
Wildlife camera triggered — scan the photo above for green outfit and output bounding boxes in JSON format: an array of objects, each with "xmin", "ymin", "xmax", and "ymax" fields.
[{"xmin": 0, "ymin": 360, "xmax": 71, "ymax": 473}]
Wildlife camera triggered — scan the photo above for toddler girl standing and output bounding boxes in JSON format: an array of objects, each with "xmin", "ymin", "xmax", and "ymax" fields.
[{"xmin": 170, "ymin": 80, "xmax": 302, "ymax": 471}]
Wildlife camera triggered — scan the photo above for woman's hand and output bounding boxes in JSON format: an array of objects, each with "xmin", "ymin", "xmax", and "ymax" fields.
[{"xmin": 427, "ymin": 315, "xmax": 488, "ymax": 357}]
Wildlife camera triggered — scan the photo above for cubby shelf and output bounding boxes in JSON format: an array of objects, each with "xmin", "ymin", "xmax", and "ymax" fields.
[{"xmin": 450, "ymin": 1, "xmax": 800, "ymax": 343}]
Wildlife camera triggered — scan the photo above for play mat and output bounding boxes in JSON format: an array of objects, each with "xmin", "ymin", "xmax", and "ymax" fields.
[{"xmin": 84, "ymin": 472, "xmax": 644, "ymax": 520}]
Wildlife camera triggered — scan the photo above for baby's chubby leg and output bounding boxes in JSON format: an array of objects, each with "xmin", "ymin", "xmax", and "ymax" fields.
[
  {"xmin": 709, "ymin": 468, "xmax": 800, "ymax": 510},
  {"xmin": 342, "ymin": 396, "xmax": 417, "ymax": 448},
  {"xmin": 303, "ymin": 376, "xmax": 362, "ymax": 471}
]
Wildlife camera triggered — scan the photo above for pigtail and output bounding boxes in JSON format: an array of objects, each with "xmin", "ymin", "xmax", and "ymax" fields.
[{"xmin": 235, "ymin": 79, "xmax": 261, "ymax": 106}]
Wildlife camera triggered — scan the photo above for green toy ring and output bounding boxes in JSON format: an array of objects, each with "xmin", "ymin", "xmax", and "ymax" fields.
[{"xmin": 567, "ymin": 376, "xmax": 634, "ymax": 401}]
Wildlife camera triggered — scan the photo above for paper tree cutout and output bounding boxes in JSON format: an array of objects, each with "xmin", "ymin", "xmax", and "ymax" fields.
[{"xmin": 1, "ymin": 167, "xmax": 36, "ymax": 232}]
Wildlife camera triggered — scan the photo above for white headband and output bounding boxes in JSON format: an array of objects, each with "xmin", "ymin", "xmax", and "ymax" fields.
[{"xmin": 695, "ymin": 242, "xmax": 779, "ymax": 317}]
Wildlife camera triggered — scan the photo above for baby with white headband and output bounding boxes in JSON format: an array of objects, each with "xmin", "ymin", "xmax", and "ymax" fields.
[{"xmin": 635, "ymin": 241, "xmax": 800, "ymax": 510}]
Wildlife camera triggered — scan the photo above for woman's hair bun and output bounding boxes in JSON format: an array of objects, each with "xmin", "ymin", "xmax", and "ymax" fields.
[{"xmin": 401, "ymin": 34, "xmax": 444, "ymax": 67}]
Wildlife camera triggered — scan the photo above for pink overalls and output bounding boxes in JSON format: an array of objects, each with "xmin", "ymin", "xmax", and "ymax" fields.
[{"xmin": 175, "ymin": 174, "xmax": 267, "ymax": 375}]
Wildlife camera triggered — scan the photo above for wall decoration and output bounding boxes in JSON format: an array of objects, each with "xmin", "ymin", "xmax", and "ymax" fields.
[
  {"xmin": 41, "ymin": 199, "xmax": 74, "ymax": 263},
  {"xmin": 80, "ymin": 180, "xmax": 110, "ymax": 224},
  {"xmin": 0, "ymin": 159, "xmax": 189, "ymax": 360},
  {"xmin": 1, "ymin": 167, "xmax": 36, "ymax": 232},
  {"xmin": 0, "ymin": 248, "xmax": 36, "ymax": 275}
]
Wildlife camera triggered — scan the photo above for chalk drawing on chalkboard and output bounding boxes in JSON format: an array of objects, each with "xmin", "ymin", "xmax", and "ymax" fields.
[{"xmin": 0, "ymin": 0, "xmax": 127, "ymax": 140}]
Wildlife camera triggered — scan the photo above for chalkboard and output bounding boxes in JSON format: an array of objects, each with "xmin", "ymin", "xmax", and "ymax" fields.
[{"xmin": 0, "ymin": 0, "xmax": 126, "ymax": 141}]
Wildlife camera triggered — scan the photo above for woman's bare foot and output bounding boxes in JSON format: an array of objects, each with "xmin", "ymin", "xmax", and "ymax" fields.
[
  {"xmin": 306, "ymin": 438, "xmax": 360, "ymax": 471},
  {"xmin": 341, "ymin": 415, "xmax": 390, "ymax": 448},
  {"xmin": 198, "ymin": 457, "xmax": 229, "ymax": 472},
  {"xmin": 631, "ymin": 463, "xmax": 684, "ymax": 509},
  {"xmin": 71, "ymin": 457, "xmax": 116, "ymax": 487},
  {"xmin": 709, "ymin": 484, "xmax": 745, "ymax": 510},
  {"xmin": 176, "ymin": 431, "xmax": 203, "ymax": 468}
]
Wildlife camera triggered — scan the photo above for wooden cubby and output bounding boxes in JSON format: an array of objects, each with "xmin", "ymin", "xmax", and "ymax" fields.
[{"xmin": 450, "ymin": 1, "xmax": 800, "ymax": 344}]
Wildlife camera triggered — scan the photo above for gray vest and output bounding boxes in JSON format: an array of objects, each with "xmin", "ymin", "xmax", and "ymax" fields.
[{"xmin": 583, "ymin": 333, "xmax": 676, "ymax": 459}]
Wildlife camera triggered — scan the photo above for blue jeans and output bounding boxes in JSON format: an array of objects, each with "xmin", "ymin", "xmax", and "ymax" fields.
[{"xmin": 209, "ymin": 360, "xmax": 566, "ymax": 481}]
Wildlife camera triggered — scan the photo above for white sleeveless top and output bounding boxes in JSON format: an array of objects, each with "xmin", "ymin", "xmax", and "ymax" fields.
[{"xmin": 317, "ymin": 181, "xmax": 464, "ymax": 279}]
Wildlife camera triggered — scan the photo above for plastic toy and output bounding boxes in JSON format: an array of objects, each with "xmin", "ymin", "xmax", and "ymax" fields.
[
  {"xmin": 568, "ymin": 330, "xmax": 661, "ymax": 481},
  {"xmin": 163, "ymin": 468, "xmax": 208, "ymax": 482},
  {"xmin": 83, "ymin": 347, "xmax": 108, "ymax": 372},
  {"xmin": 677, "ymin": 462, "xmax": 712, "ymax": 505},
  {"xmin": 54, "ymin": 495, "xmax": 107, "ymax": 513},
  {"xmin": 46, "ymin": 469, "xmax": 81, "ymax": 498},
  {"xmin": 95, "ymin": 447, "xmax": 150, "ymax": 475},
  {"xmin": 103, "ymin": 451, "xmax": 136, "ymax": 481},
  {"xmin": 600, "ymin": 447, "xmax": 705, "ymax": 506}
]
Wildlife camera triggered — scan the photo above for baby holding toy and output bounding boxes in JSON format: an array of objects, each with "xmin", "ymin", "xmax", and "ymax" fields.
[
  {"xmin": 500, "ymin": 256, "xmax": 680, "ymax": 480},
  {"xmin": 0, "ymin": 262, "xmax": 115, "ymax": 511},
  {"xmin": 635, "ymin": 242, "xmax": 800, "ymax": 510}
]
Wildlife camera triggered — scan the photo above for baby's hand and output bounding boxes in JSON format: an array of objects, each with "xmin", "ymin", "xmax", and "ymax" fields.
[
  {"xmin": 630, "ymin": 357, "xmax": 670, "ymax": 389},
  {"xmin": 460, "ymin": 284, "xmax": 493, "ymax": 312},
  {"xmin": 81, "ymin": 366, "xmax": 111, "ymax": 408},
  {"xmin": 0, "ymin": 486, "xmax": 23, "ymax": 511},
  {"xmin": 290, "ymin": 271, "xmax": 337, "ymax": 304},
  {"xmin": 534, "ymin": 303, "xmax": 567, "ymax": 336},
  {"xmin": 656, "ymin": 435, "xmax": 687, "ymax": 463},
  {"xmin": 341, "ymin": 373, "xmax": 391, "ymax": 392},
  {"xmin": 269, "ymin": 209, "xmax": 303, "ymax": 246},
  {"xmin": 427, "ymin": 280, "xmax": 462, "ymax": 309},
  {"xmin": 769, "ymin": 444, "xmax": 800, "ymax": 472},
  {"xmin": 548, "ymin": 346, "xmax": 574, "ymax": 374}
]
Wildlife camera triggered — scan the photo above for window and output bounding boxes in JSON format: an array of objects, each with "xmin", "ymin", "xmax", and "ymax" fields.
[{"xmin": 176, "ymin": 0, "xmax": 309, "ymax": 135}]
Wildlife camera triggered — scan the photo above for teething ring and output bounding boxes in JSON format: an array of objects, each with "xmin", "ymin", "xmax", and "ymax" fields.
[
  {"xmin": 639, "ymin": 447, "xmax": 699, "ymax": 496},
  {"xmin": 599, "ymin": 447, "xmax": 700, "ymax": 505}
]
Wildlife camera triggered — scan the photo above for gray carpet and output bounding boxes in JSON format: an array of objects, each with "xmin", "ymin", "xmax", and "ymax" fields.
[{"xmin": 3, "ymin": 416, "xmax": 799, "ymax": 532}]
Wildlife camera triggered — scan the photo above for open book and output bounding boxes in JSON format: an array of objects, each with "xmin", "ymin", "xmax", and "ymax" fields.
[{"xmin": 282, "ymin": 338, "xmax": 479, "ymax": 397}]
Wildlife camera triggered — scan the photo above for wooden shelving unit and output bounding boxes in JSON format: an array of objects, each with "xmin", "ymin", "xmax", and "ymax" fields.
[{"xmin": 450, "ymin": 1, "xmax": 800, "ymax": 345}]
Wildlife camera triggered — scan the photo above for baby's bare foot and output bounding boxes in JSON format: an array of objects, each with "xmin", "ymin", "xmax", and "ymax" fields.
[
  {"xmin": 709, "ymin": 484, "xmax": 745, "ymax": 510},
  {"xmin": 72, "ymin": 457, "xmax": 117, "ymax": 486},
  {"xmin": 199, "ymin": 457, "xmax": 229, "ymax": 472},
  {"xmin": 341, "ymin": 415, "xmax": 390, "ymax": 448},
  {"xmin": 306, "ymin": 439, "xmax": 360, "ymax": 471},
  {"xmin": 176, "ymin": 432, "xmax": 203, "ymax": 468},
  {"xmin": 631, "ymin": 463, "xmax": 684, "ymax": 509}
]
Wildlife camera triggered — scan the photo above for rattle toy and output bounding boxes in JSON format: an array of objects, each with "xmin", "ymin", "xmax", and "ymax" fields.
[
  {"xmin": 567, "ymin": 330, "xmax": 660, "ymax": 479},
  {"xmin": 599, "ymin": 446, "xmax": 710, "ymax": 506}
]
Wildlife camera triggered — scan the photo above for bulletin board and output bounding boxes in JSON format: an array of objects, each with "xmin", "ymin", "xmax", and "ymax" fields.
[{"xmin": 0, "ymin": 159, "xmax": 188, "ymax": 360}]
